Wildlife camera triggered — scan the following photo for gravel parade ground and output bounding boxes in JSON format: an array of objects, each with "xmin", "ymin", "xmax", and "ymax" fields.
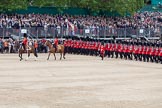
[{"xmin": 0, "ymin": 54, "xmax": 162, "ymax": 108}]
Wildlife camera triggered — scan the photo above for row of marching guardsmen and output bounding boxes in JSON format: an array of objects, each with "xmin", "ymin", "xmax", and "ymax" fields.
[{"xmin": 63, "ymin": 39, "xmax": 162, "ymax": 64}]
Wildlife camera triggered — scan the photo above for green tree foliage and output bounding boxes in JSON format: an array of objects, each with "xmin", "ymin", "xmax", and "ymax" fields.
[
  {"xmin": 0, "ymin": 0, "xmax": 145, "ymax": 15},
  {"xmin": 0, "ymin": 0, "xmax": 27, "ymax": 11}
]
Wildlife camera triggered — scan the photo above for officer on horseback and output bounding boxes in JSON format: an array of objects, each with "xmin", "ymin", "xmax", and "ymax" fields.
[
  {"xmin": 53, "ymin": 36, "xmax": 59, "ymax": 52},
  {"xmin": 22, "ymin": 33, "xmax": 28, "ymax": 51}
]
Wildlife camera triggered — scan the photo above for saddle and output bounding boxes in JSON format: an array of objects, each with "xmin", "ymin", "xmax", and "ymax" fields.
[
  {"xmin": 22, "ymin": 45, "xmax": 31, "ymax": 51},
  {"xmin": 56, "ymin": 45, "xmax": 61, "ymax": 52}
]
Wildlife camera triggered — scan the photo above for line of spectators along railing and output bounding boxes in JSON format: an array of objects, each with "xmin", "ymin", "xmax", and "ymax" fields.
[{"xmin": 0, "ymin": 27, "xmax": 161, "ymax": 39}]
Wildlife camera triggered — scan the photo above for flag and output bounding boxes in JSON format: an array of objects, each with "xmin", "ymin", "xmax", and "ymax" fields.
[{"xmin": 67, "ymin": 20, "xmax": 74, "ymax": 31}]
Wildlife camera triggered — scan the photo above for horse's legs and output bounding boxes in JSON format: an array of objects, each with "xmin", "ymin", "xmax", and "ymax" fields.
[
  {"xmin": 34, "ymin": 51, "xmax": 38, "ymax": 61},
  {"xmin": 19, "ymin": 52, "xmax": 22, "ymax": 61},
  {"xmin": 47, "ymin": 52, "xmax": 51, "ymax": 60},
  {"xmin": 53, "ymin": 53, "xmax": 56, "ymax": 60},
  {"xmin": 20, "ymin": 53, "xmax": 23, "ymax": 61},
  {"xmin": 63, "ymin": 51, "xmax": 66, "ymax": 59},
  {"xmin": 60, "ymin": 53, "xmax": 62, "ymax": 60},
  {"xmin": 26, "ymin": 52, "xmax": 30, "ymax": 60},
  {"xmin": 28, "ymin": 52, "xmax": 30, "ymax": 57},
  {"xmin": 35, "ymin": 51, "xmax": 38, "ymax": 57}
]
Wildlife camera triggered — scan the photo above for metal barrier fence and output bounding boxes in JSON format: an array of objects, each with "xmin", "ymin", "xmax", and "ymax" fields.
[{"xmin": 0, "ymin": 26, "xmax": 161, "ymax": 39}]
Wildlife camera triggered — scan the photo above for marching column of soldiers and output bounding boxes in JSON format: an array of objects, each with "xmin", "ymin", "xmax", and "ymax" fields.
[{"xmin": 63, "ymin": 37, "xmax": 162, "ymax": 64}]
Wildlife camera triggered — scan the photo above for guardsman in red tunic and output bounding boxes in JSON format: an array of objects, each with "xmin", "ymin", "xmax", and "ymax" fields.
[
  {"xmin": 87, "ymin": 41, "xmax": 90, "ymax": 55},
  {"xmin": 154, "ymin": 43, "xmax": 160, "ymax": 63},
  {"xmin": 85, "ymin": 41, "xmax": 89, "ymax": 55},
  {"xmin": 71, "ymin": 39, "xmax": 74, "ymax": 54},
  {"xmin": 83, "ymin": 41, "xmax": 86, "ymax": 55},
  {"xmin": 89, "ymin": 41, "xmax": 93, "ymax": 56},
  {"xmin": 115, "ymin": 41, "xmax": 120, "ymax": 59},
  {"xmin": 129, "ymin": 42, "xmax": 134, "ymax": 60},
  {"xmin": 73, "ymin": 40, "xmax": 77, "ymax": 54},
  {"xmin": 67, "ymin": 39, "xmax": 70, "ymax": 53},
  {"xmin": 97, "ymin": 41, "xmax": 101, "ymax": 56},
  {"xmin": 142, "ymin": 43, "xmax": 147, "ymax": 62},
  {"xmin": 126, "ymin": 42, "xmax": 130, "ymax": 60},
  {"xmin": 110, "ymin": 41, "xmax": 114, "ymax": 58},
  {"xmin": 107, "ymin": 41, "xmax": 111, "ymax": 58},
  {"xmin": 94, "ymin": 41, "xmax": 98, "ymax": 56},
  {"xmin": 92, "ymin": 41, "xmax": 95, "ymax": 56},
  {"xmin": 133, "ymin": 42, "xmax": 139, "ymax": 61},
  {"xmin": 114, "ymin": 41, "xmax": 118, "ymax": 59},
  {"xmin": 105, "ymin": 42, "xmax": 108, "ymax": 57},
  {"xmin": 150, "ymin": 43, "xmax": 155, "ymax": 62},
  {"xmin": 76, "ymin": 40, "xmax": 80, "ymax": 54},
  {"xmin": 138, "ymin": 43, "xmax": 142, "ymax": 61},
  {"xmin": 146, "ymin": 43, "xmax": 151, "ymax": 62},
  {"xmin": 100, "ymin": 42, "xmax": 105, "ymax": 60},
  {"xmin": 123, "ymin": 41, "xmax": 128, "ymax": 60},
  {"xmin": 119, "ymin": 41, "xmax": 123, "ymax": 59},
  {"xmin": 80, "ymin": 40, "xmax": 83, "ymax": 55},
  {"xmin": 159, "ymin": 44, "xmax": 162, "ymax": 64}
]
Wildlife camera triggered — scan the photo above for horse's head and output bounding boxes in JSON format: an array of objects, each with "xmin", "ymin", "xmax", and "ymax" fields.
[{"xmin": 45, "ymin": 40, "xmax": 51, "ymax": 47}]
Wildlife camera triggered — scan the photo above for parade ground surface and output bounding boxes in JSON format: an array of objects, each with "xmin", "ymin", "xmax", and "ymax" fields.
[{"xmin": 0, "ymin": 54, "xmax": 162, "ymax": 108}]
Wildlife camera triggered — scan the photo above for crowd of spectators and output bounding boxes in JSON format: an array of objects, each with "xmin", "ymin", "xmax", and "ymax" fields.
[
  {"xmin": 0, "ymin": 11, "xmax": 161, "ymax": 29},
  {"xmin": 0, "ymin": 11, "xmax": 161, "ymax": 38}
]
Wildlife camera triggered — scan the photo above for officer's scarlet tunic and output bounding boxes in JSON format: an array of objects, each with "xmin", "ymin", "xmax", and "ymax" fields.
[
  {"xmin": 100, "ymin": 45, "xmax": 105, "ymax": 54},
  {"xmin": 54, "ymin": 38, "xmax": 59, "ymax": 46},
  {"xmin": 23, "ymin": 38, "xmax": 28, "ymax": 45}
]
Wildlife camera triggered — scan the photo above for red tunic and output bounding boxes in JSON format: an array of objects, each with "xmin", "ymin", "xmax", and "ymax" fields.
[
  {"xmin": 146, "ymin": 47, "xmax": 151, "ymax": 55},
  {"xmin": 64, "ymin": 40, "xmax": 67, "ymax": 46},
  {"xmin": 159, "ymin": 48, "xmax": 162, "ymax": 57},
  {"xmin": 129, "ymin": 45, "xmax": 134, "ymax": 53},
  {"xmin": 70, "ymin": 40, "xmax": 73, "ymax": 47},
  {"xmin": 100, "ymin": 45, "xmax": 105, "ymax": 54},
  {"xmin": 118, "ymin": 44, "xmax": 123, "ymax": 53},
  {"xmin": 133, "ymin": 46, "xmax": 138, "ymax": 54},
  {"xmin": 150, "ymin": 47, "xmax": 155, "ymax": 56},
  {"xmin": 114, "ymin": 44, "xmax": 117, "ymax": 52},
  {"xmin": 105, "ymin": 44, "xmax": 108, "ymax": 51},
  {"xmin": 23, "ymin": 38, "xmax": 28, "ymax": 45},
  {"xmin": 110, "ymin": 44, "xmax": 113, "ymax": 52},
  {"xmin": 138, "ymin": 46, "xmax": 142, "ymax": 54},
  {"xmin": 142, "ymin": 46, "xmax": 146, "ymax": 55},
  {"xmin": 155, "ymin": 48, "xmax": 160, "ymax": 56},
  {"xmin": 123, "ymin": 45, "xmax": 128, "ymax": 53},
  {"xmin": 54, "ymin": 38, "xmax": 58, "ymax": 46},
  {"xmin": 94, "ymin": 42, "xmax": 98, "ymax": 50}
]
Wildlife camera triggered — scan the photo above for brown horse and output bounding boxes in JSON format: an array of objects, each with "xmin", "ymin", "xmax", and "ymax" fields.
[
  {"xmin": 19, "ymin": 44, "xmax": 38, "ymax": 61},
  {"xmin": 45, "ymin": 40, "xmax": 66, "ymax": 60}
]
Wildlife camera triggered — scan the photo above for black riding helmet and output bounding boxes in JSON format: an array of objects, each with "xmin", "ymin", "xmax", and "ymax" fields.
[{"xmin": 23, "ymin": 33, "xmax": 27, "ymax": 38}]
